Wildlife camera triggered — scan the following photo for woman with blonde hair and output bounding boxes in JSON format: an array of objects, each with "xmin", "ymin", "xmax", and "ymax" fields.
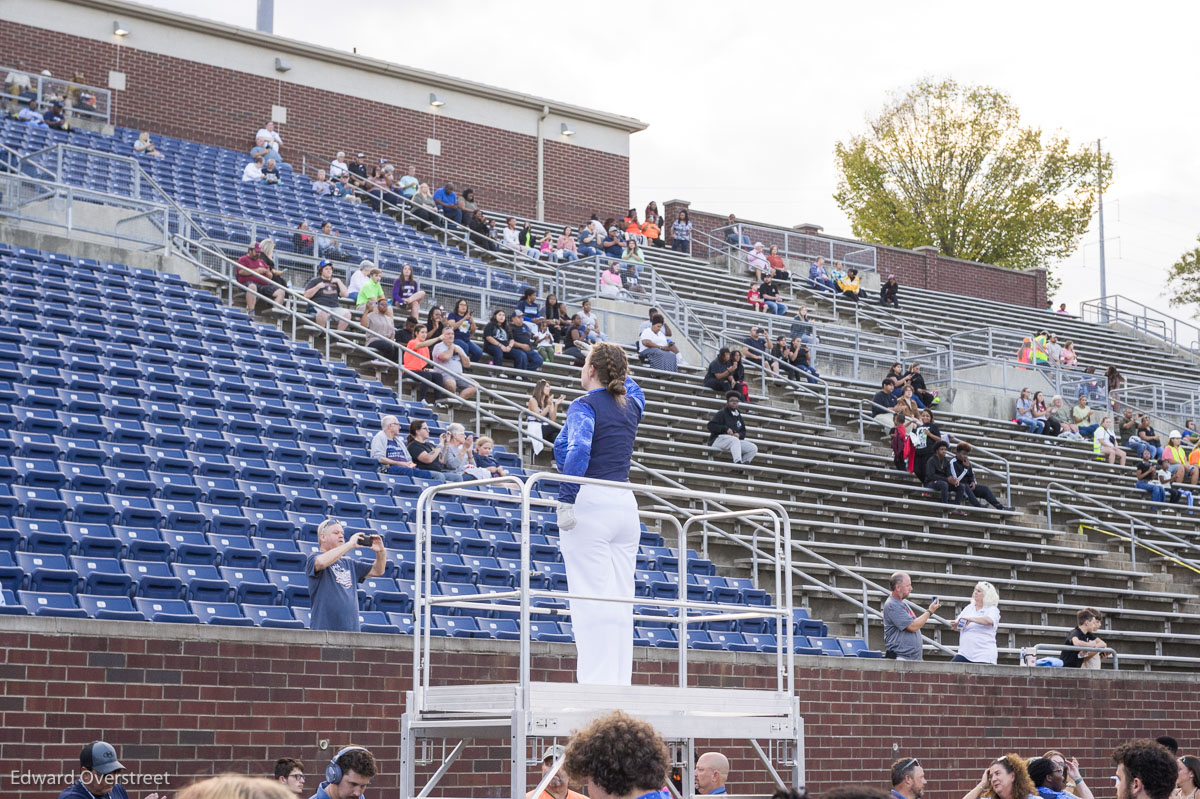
[
  {"xmin": 176, "ymin": 774, "xmax": 295, "ymax": 799},
  {"xmin": 951, "ymin": 580, "xmax": 1001, "ymax": 664},
  {"xmin": 961, "ymin": 755, "xmax": 1036, "ymax": 799},
  {"xmin": 525, "ymin": 378, "xmax": 564, "ymax": 456}
]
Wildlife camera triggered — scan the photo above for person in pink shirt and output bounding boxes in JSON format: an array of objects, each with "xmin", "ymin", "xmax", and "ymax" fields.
[{"xmin": 556, "ymin": 226, "xmax": 579, "ymax": 262}]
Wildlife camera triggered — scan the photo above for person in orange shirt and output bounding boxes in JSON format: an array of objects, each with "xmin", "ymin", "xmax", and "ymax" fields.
[
  {"xmin": 641, "ymin": 214, "xmax": 662, "ymax": 246},
  {"xmin": 527, "ymin": 746, "xmax": 586, "ymax": 799}
]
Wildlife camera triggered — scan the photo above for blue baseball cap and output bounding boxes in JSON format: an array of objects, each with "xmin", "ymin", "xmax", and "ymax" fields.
[{"xmin": 80, "ymin": 741, "xmax": 125, "ymax": 775}]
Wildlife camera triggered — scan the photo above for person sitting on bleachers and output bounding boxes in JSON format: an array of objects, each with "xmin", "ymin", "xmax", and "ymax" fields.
[
  {"xmin": 747, "ymin": 279, "xmax": 764, "ymax": 312},
  {"xmin": 641, "ymin": 211, "xmax": 664, "ymax": 248},
  {"xmin": 563, "ymin": 315, "xmax": 590, "ymax": 365},
  {"xmin": 16, "ymin": 98, "xmax": 47, "ymax": 128},
  {"xmin": 484, "ymin": 309, "xmax": 540, "ymax": 372},
  {"xmin": 1059, "ymin": 339, "xmax": 1079, "ymax": 366},
  {"xmin": 901, "ymin": 363, "xmax": 937, "ymax": 406},
  {"xmin": 1134, "ymin": 449, "xmax": 1166, "ymax": 503},
  {"xmin": 256, "ymin": 120, "xmax": 282, "ymax": 154},
  {"xmin": 598, "ymin": 261, "xmax": 624, "ymax": 298},
  {"xmin": 600, "ymin": 226, "xmax": 625, "ymax": 261},
  {"xmin": 837, "ymin": 267, "xmax": 862, "ymax": 302},
  {"xmin": 355, "ymin": 265, "xmax": 385, "ymax": 310},
  {"xmin": 400, "ymin": 323, "xmax": 441, "ymax": 401},
  {"xmin": 473, "ymin": 436, "xmax": 508, "ymax": 477},
  {"xmin": 303, "ymin": 260, "xmax": 351, "ymax": 332},
  {"xmin": 910, "ymin": 408, "xmax": 948, "ymax": 480},
  {"xmin": 499, "ymin": 217, "xmax": 536, "ymax": 259},
  {"xmin": 406, "ymin": 420, "xmax": 448, "ymax": 477},
  {"xmin": 1134, "ymin": 415, "xmax": 1165, "ymax": 459},
  {"xmin": 362, "ymin": 297, "xmax": 398, "ymax": 362},
  {"xmin": 329, "ymin": 150, "xmax": 349, "ymax": 178},
  {"xmin": 533, "ymin": 319, "xmax": 556, "ymax": 364},
  {"xmin": 315, "ymin": 221, "xmax": 349, "ymax": 262},
  {"xmin": 924, "ymin": 440, "xmax": 956, "ymax": 504},
  {"xmin": 1047, "ymin": 395, "xmax": 1079, "ymax": 439},
  {"xmin": 775, "ymin": 336, "xmax": 820, "ymax": 385},
  {"xmin": 391, "ymin": 263, "xmax": 426, "ymax": 317},
  {"xmin": 556, "ymin": 226, "xmax": 580, "ymax": 262},
  {"xmin": 870, "ymin": 378, "xmax": 900, "ymax": 431},
  {"xmin": 442, "ymin": 424, "xmax": 491, "ymax": 481},
  {"xmin": 1072, "ymin": 395, "xmax": 1101, "ymax": 438},
  {"xmin": 741, "ymin": 326, "xmax": 778, "ymax": 376},
  {"xmin": 133, "ymin": 130, "xmax": 165, "ymax": 158},
  {"xmin": 468, "ymin": 209, "xmax": 498, "ymax": 252},
  {"xmin": 1093, "ymin": 416, "xmax": 1127, "ymax": 465},
  {"xmin": 746, "ymin": 242, "xmax": 769, "ymax": 281},
  {"xmin": 894, "ymin": 384, "xmax": 924, "ymax": 421},
  {"xmin": 1015, "ymin": 387, "xmax": 1044, "ymax": 434},
  {"xmin": 40, "ymin": 100, "xmax": 66, "ymax": 131},
  {"xmin": 433, "ymin": 182, "xmax": 461, "ymax": 225},
  {"xmin": 892, "ymin": 413, "xmax": 915, "ymax": 473},
  {"xmin": 765, "ymin": 244, "xmax": 791, "ymax": 282},
  {"xmin": 639, "ymin": 315, "xmax": 679, "ymax": 373},
  {"xmin": 447, "ymin": 299, "xmax": 485, "ymax": 362},
  {"xmin": 1163, "ymin": 431, "xmax": 1198, "ymax": 486},
  {"xmin": 347, "ymin": 152, "xmax": 368, "ymax": 186},
  {"xmin": 579, "ymin": 299, "xmax": 606, "ymax": 343},
  {"xmin": 330, "ymin": 172, "xmax": 357, "ymax": 201},
  {"xmin": 808, "ymin": 257, "xmax": 836, "ymax": 292},
  {"xmin": 425, "ymin": 305, "xmax": 447, "ymax": 342},
  {"xmin": 878, "ymin": 274, "xmax": 901, "ymax": 308},
  {"xmin": 758, "ymin": 274, "xmax": 787, "ymax": 315},
  {"xmin": 725, "ymin": 213, "xmax": 751, "ymax": 248},
  {"xmin": 622, "ymin": 208, "xmax": 645, "ymax": 246},
  {"xmin": 1032, "ymin": 390, "xmax": 1059, "ymax": 436},
  {"xmin": 370, "ymin": 415, "xmax": 416, "ymax": 475},
  {"xmin": 346, "ymin": 259, "xmax": 375, "ymax": 303},
  {"xmin": 708, "ymin": 391, "xmax": 758, "ymax": 466},
  {"xmin": 578, "ymin": 224, "xmax": 603, "ymax": 258},
  {"xmin": 241, "ymin": 155, "xmax": 264, "ymax": 182},
  {"xmin": 250, "ymin": 136, "xmax": 271, "ymax": 160},
  {"xmin": 950, "ymin": 443, "xmax": 1011, "ymax": 510},
  {"xmin": 262, "ymin": 157, "xmax": 280, "ymax": 186},
  {"xmin": 292, "ymin": 220, "xmax": 314, "ymax": 256},
  {"xmin": 310, "ymin": 168, "xmax": 333, "ymax": 196},
  {"xmin": 510, "ymin": 315, "xmax": 545, "ymax": 371},
  {"xmin": 395, "ymin": 164, "xmax": 419, "ymax": 200},
  {"xmin": 704, "ymin": 347, "xmax": 748, "ymax": 400},
  {"xmin": 544, "ymin": 294, "xmax": 571, "ymax": 343},
  {"xmin": 235, "ymin": 240, "xmax": 286, "ymax": 313}
]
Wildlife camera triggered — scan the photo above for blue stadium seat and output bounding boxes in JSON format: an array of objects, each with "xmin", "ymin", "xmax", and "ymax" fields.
[
  {"xmin": 77, "ymin": 594, "xmax": 146, "ymax": 622},
  {"xmin": 70, "ymin": 556, "xmax": 133, "ymax": 596},
  {"xmin": 205, "ymin": 534, "xmax": 261, "ymax": 568},
  {"xmin": 266, "ymin": 570, "xmax": 310, "ymax": 607},
  {"xmin": 189, "ymin": 601, "xmax": 254, "ymax": 626},
  {"xmin": 19, "ymin": 590, "xmax": 88, "ymax": 618},
  {"xmin": 15, "ymin": 552, "xmax": 79, "ymax": 593},
  {"xmin": 251, "ymin": 538, "xmax": 306, "ymax": 571},
  {"xmin": 0, "ymin": 589, "xmax": 30, "ymax": 616},
  {"xmin": 133, "ymin": 597, "xmax": 201, "ymax": 624},
  {"xmin": 636, "ymin": 626, "xmax": 678, "ymax": 648},
  {"xmin": 114, "ymin": 526, "xmax": 173, "ymax": 562},
  {"xmin": 809, "ymin": 637, "xmax": 845, "ymax": 657},
  {"xmin": 171, "ymin": 564, "xmax": 231, "ymax": 602},
  {"xmin": 793, "ymin": 636, "xmax": 823, "ymax": 656},
  {"xmin": 528, "ymin": 621, "xmax": 572, "ymax": 643},
  {"xmin": 218, "ymin": 566, "xmax": 279, "ymax": 605},
  {"xmin": 123, "ymin": 560, "xmax": 184, "ymax": 599},
  {"xmin": 686, "ymin": 630, "xmax": 724, "ymax": 651},
  {"xmin": 838, "ymin": 638, "xmax": 883, "ymax": 658},
  {"xmin": 13, "ymin": 518, "xmax": 73, "ymax": 555},
  {"xmin": 433, "ymin": 615, "xmax": 489, "ymax": 638},
  {"xmin": 241, "ymin": 603, "xmax": 304, "ymax": 629}
]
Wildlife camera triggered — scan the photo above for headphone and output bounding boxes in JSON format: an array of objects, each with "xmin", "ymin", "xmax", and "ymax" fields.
[{"xmin": 326, "ymin": 746, "xmax": 369, "ymax": 786}]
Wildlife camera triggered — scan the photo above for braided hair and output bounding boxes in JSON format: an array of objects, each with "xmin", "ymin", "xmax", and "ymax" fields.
[{"xmin": 588, "ymin": 342, "xmax": 629, "ymax": 406}]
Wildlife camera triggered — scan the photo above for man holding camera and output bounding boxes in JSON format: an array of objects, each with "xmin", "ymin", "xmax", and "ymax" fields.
[{"xmin": 306, "ymin": 518, "xmax": 386, "ymax": 632}]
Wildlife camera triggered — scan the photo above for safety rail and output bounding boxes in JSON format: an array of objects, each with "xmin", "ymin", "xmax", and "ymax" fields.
[
  {"xmin": 1, "ymin": 66, "xmax": 112, "ymax": 125},
  {"xmin": 1030, "ymin": 643, "xmax": 1120, "ymax": 670},
  {"xmin": 1043, "ymin": 481, "xmax": 1200, "ymax": 572},
  {"xmin": 708, "ymin": 221, "xmax": 878, "ymax": 273},
  {"xmin": 1081, "ymin": 295, "xmax": 1200, "ymax": 357}
]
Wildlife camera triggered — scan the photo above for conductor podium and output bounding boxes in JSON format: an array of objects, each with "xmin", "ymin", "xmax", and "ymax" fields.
[{"xmin": 400, "ymin": 474, "xmax": 804, "ymax": 798}]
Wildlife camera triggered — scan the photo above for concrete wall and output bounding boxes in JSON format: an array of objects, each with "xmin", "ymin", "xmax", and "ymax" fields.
[
  {"xmin": 0, "ymin": 1, "xmax": 643, "ymax": 224},
  {"xmin": 1, "ymin": 617, "xmax": 1194, "ymax": 797}
]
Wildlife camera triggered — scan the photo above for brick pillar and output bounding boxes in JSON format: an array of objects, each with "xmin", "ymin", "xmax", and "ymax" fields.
[
  {"xmin": 793, "ymin": 223, "xmax": 823, "ymax": 237},
  {"xmin": 914, "ymin": 245, "xmax": 938, "ymax": 290}
]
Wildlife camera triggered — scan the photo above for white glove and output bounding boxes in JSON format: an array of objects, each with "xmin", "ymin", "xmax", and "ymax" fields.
[{"xmin": 556, "ymin": 502, "xmax": 577, "ymax": 531}]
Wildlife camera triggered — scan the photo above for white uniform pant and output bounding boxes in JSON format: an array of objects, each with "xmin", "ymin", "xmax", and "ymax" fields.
[
  {"xmin": 559, "ymin": 484, "xmax": 640, "ymax": 685},
  {"xmin": 712, "ymin": 434, "xmax": 758, "ymax": 464}
]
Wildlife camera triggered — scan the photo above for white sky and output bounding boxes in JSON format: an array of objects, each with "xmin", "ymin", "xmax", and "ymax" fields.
[{"xmin": 129, "ymin": 0, "xmax": 1200, "ymax": 319}]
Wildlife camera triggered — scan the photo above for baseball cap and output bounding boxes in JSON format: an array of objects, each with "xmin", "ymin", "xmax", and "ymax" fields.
[
  {"xmin": 80, "ymin": 741, "xmax": 125, "ymax": 775},
  {"xmin": 357, "ymin": 152, "xmax": 365, "ymax": 158},
  {"xmin": 541, "ymin": 745, "xmax": 566, "ymax": 762}
]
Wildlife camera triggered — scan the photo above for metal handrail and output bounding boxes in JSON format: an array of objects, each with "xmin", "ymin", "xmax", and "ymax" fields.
[
  {"xmin": 1043, "ymin": 481, "xmax": 1200, "ymax": 572},
  {"xmin": 1031, "ymin": 643, "xmax": 1119, "ymax": 670},
  {"xmin": 1081, "ymin": 295, "xmax": 1200, "ymax": 356},
  {"xmin": 719, "ymin": 331, "xmax": 832, "ymax": 427},
  {"xmin": 1, "ymin": 66, "xmax": 112, "ymax": 124},
  {"xmin": 709, "ymin": 221, "xmax": 879, "ymax": 273}
]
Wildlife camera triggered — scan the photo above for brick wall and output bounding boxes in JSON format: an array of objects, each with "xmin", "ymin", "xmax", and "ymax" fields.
[
  {"xmin": 0, "ymin": 20, "xmax": 631, "ymax": 225},
  {"xmin": 2, "ymin": 617, "xmax": 1193, "ymax": 797},
  {"xmin": 665, "ymin": 201, "xmax": 1047, "ymax": 309}
]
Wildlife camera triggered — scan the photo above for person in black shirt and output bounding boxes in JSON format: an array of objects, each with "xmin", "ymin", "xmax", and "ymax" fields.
[
  {"xmin": 509, "ymin": 314, "xmax": 544, "ymax": 371},
  {"xmin": 949, "ymin": 443, "xmax": 1011, "ymax": 510},
  {"xmin": 911, "ymin": 408, "xmax": 945, "ymax": 481},
  {"xmin": 869, "ymin": 378, "xmax": 899, "ymax": 431},
  {"xmin": 468, "ymin": 209, "xmax": 497, "ymax": 251},
  {"xmin": 704, "ymin": 347, "xmax": 746, "ymax": 397},
  {"xmin": 880, "ymin": 275, "xmax": 900, "ymax": 308},
  {"xmin": 1134, "ymin": 449, "xmax": 1166, "ymax": 502},
  {"xmin": 707, "ymin": 391, "xmax": 758, "ymax": 464},
  {"xmin": 1062, "ymin": 607, "xmax": 1107, "ymax": 668},
  {"xmin": 923, "ymin": 440, "xmax": 954, "ymax": 504},
  {"xmin": 902, "ymin": 363, "xmax": 937, "ymax": 406},
  {"xmin": 741, "ymin": 326, "xmax": 778, "ymax": 376},
  {"xmin": 758, "ymin": 274, "xmax": 787, "ymax": 315}
]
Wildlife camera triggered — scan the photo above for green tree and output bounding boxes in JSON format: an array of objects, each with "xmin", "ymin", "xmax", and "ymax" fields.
[
  {"xmin": 1166, "ymin": 236, "xmax": 1200, "ymax": 314},
  {"xmin": 834, "ymin": 79, "xmax": 1110, "ymax": 288}
]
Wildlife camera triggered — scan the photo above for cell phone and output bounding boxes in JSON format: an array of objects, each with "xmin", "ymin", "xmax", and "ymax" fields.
[
  {"xmin": 357, "ymin": 534, "xmax": 377, "ymax": 547},
  {"xmin": 930, "ymin": 596, "xmax": 938, "ymax": 604}
]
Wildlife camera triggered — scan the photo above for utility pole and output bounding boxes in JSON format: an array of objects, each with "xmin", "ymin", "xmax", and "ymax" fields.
[
  {"xmin": 1097, "ymin": 138, "xmax": 1107, "ymax": 321},
  {"xmin": 256, "ymin": 0, "xmax": 274, "ymax": 34}
]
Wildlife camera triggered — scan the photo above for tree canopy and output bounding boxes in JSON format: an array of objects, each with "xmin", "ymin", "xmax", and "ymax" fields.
[
  {"xmin": 1166, "ymin": 236, "xmax": 1200, "ymax": 315},
  {"xmin": 834, "ymin": 79, "xmax": 1110, "ymax": 285}
]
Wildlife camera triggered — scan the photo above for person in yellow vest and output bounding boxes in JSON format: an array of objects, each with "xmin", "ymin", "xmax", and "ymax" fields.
[
  {"xmin": 1032, "ymin": 330, "xmax": 1050, "ymax": 366},
  {"xmin": 1163, "ymin": 431, "xmax": 1199, "ymax": 485}
]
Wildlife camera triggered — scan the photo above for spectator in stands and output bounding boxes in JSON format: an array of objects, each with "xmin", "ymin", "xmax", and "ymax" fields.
[
  {"xmin": 579, "ymin": 299, "xmax": 606, "ymax": 343},
  {"xmin": 310, "ymin": 168, "xmax": 334, "ymax": 196},
  {"xmin": 599, "ymin": 261, "xmax": 624, "ymax": 298},
  {"xmin": 532, "ymin": 319, "xmax": 557, "ymax": 363},
  {"xmin": 883, "ymin": 572, "xmax": 940, "ymax": 661},
  {"xmin": 765, "ymin": 244, "xmax": 791, "ymax": 282},
  {"xmin": 274, "ymin": 757, "xmax": 306, "ymax": 797},
  {"xmin": 951, "ymin": 444, "xmax": 1011, "ymax": 511},
  {"xmin": 133, "ymin": 131, "xmax": 164, "ymax": 158},
  {"xmin": 407, "ymin": 182, "xmax": 437, "ymax": 223},
  {"xmin": 1071, "ymin": 395, "xmax": 1100, "ymax": 438},
  {"xmin": 441, "ymin": 424, "xmax": 489, "ymax": 480},
  {"xmin": 776, "ymin": 337, "xmax": 820, "ymax": 384},
  {"xmin": 747, "ymin": 280, "xmax": 764, "ymax": 312},
  {"xmin": 621, "ymin": 208, "xmax": 643, "ymax": 244},
  {"xmin": 892, "ymin": 413, "xmax": 916, "ymax": 474},
  {"xmin": 1094, "ymin": 416, "xmax": 1127, "ymax": 465},
  {"xmin": 758, "ymin": 274, "xmax": 787, "ymax": 315},
  {"xmin": 1046, "ymin": 395, "xmax": 1080, "ymax": 439},
  {"xmin": 354, "ymin": 265, "xmax": 385, "ymax": 309},
  {"xmin": 894, "ymin": 384, "xmax": 924, "ymax": 421},
  {"xmin": 468, "ymin": 209, "xmax": 498, "ymax": 252},
  {"xmin": 425, "ymin": 305, "xmax": 447, "ymax": 341},
  {"xmin": 1060, "ymin": 340, "xmax": 1079, "ymax": 366},
  {"xmin": 261, "ymin": 157, "xmax": 281, "ymax": 185},
  {"xmin": 483, "ymin": 310, "xmax": 525, "ymax": 371},
  {"xmin": 809, "ymin": 257, "xmax": 836, "ymax": 292},
  {"xmin": 395, "ymin": 164, "xmax": 419, "ymax": 200},
  {"xmin": 236, "ymin": 241, "xmax": 286, "ymax": 313},
  {"xmin": 17, "ymin": 97, "xmax": 47, "ymax": 128},
  {"xmin": 1107, "ymin": 365, "xmax": 1125, "ymax": 405},
  {"xmin": 500, "ymin": 217, "xmax": 537, "ymax": 259},
  {"xmin": 742, "ymin": 326, "xmax": 778, "ymax": 376},
  {"xmin": 346, "ymin": 152, "xmax": 368, "ymax": 186},
  {"xmin": 330, "ymin": 172, "xmax": 356, "ymax": 200},
  {"xmin": 891, "ymin": 757, "xmax": 927, "ymax": 799},
  {"xmin": 694, "ymin": 752, "xmax": 730, "ymax": 795},
  {"xmin": 433, "ymin": 182, "xmax": 461, "ymax": 225},
  {"xmin": 880, "ymin": 275, "xmax": 900, "ymax": 308},
  {"xmin": 391, "ymin": 263, "xmax": 426, "ymax": 317},
  {"xmin": 472, "ymin": 436, "xmax": 508, "ymax": 478},
  {"xmin": 561, "ymin": 315, "xmax": 590, "ymax": 365},
  {"xmin": 346, "ymin": 259, "xmax": 375, "ymax": 303},
  {"xmin": 640, "ymin": 316, "xmax": 679, "ymax": 372},
  {"xmin": 362, "ymin": 297, "xmax": 398, "ymax": 362},
  {"xmin": 901, "ymin": 363, "xmax": 936, "ymax": 406},
  {"xmin": 960, "ymin": 756, "xmax": 1036, "ymax": 799},
  {"xmin": 746, "ymin": 242, "xmax": 769, "ymax": 281},
  {"xmin": 1135, "ymin": 449, "xmax": 1167, "ymax": 503},
  {"xmin": 924, "ymin": 440, "xmax": 958, "ymax": 504},
  {"xmin": 708, "ymin": 391, "xmax": 758, "ymax": 465},
  {"xmin": 624, "ymin": 240, "xmax": 647, "ymax": 277},
  {"xmin": 448, "ymin": 298, "xmax": 484, "ymax": 361},
  {"xmin": 1032, "ymin": 391, "xmax": 1060, "ymax": 436},
  {"xmin": 315, "ymin": 221, "xmax": 347, "ymax": 262},
  {"xmin": 704, "ymin": 347, "xmax": 747, "ymax": 399},
  {"xmin": 303, "ymin": 261, "xmax": 351, "ymax": 332},
  {"xmin": 950, "ymin": 579, "xmax": 1001, "ymax": 663},
  {"xmin": 641, "ymin": 211, "xmax": 664, "ymax": 248},
  {"xmin": 790, "ymin": 306, "xmax": 819, "ymax": 349},
  {"xmin": 1063, "ymin": 607, "xmax": 1108, "ymax": 669},
  {"xmin": 250, "ymin": 136, "xmax": 271, "ymax": 160},
  {"xmin": 724, "ymin": 213, "xmax": 751, "ymax": 248},
  {"xmin": 329, "ymin": 151, "xmax": 348, "ymax": 179},
  {"xmin": 1163, "ymin": 431, "xmax": 1198, "ymax": 486},
  {"xmin": 1118, "ymin": 408, "xmax": 1140, "ymax": 451},
  {"xmin": 401, "ymin": 324, "xmax": 440, "ymax": 401},
  {"xmin": 370, "ymin": 414, "xmax": 416, "ymax": 475},
  {"xmin": 1173, "ymin": 756, "xmax": 1200, "ymax": 799},
  {"xmin": 870, "ymin": 378, "xmax": 899, "ymax": 431},
  {"xmin": 1156, "ymin": 458, "xmax": 1194, "ymax": 509},
  {"xmin": 292, "ymin": 220, "xmax": 315, "ymax": 256},
  {"xmin": 563, "ymin": 710, "xmax": 670, "ymax": 799},
  {"xmin": 911, "ymin": 409, "xmax": 945, "ymax": 480},
  {"xmin": 601, "ymin": 226, "xmax": 626, "ymax": 261},
  {"xmin": 403, "ymin": 419, "xmax": 447, "ymax": 475},
  {"xmin": 514, "ymin": 287, "xmax": 543, "ymax": 333},
  {"xmin": 255, "ymin": 120, "xmax": 282, "ymax": 154},
  {"xmin": 544, "ymin": 293, "xmax": 570, "ymax": 342},
  {"xmin": 1133, "ymin": 415, "xmax": 1165, "ymax": 459},
  {"xmin": 241, "ymin": 155, "xmax": 265, "ymax": 182},
  {"xmin": 1114, "ymin": 741, "xmax": 1178, "ymax": 799},
  {"xmin": 307, "ymin": 519, "xmax": 385, "ymax": 632},
  {"xmin": 671, "ymin": 210, "xmax": 693, "ymax": 254},
  {"xmin": 431, "ymin": 327, "xmax": 477, "ymax": 403},
  {"xmin": 1015, "ymin": 387, "xmax": 1045, "ymax": 434},
  {"xmin": 838, "ymin": 267, "xmax": 862, "ymax": 302},
  {"xmin": 578, "ymin": 224, "xmax": 603, "ymax": 258},
  {"xmin": 1044, "ymin": 333, "xmax": 1064, "ymax": 364},
  {"xmin": 307, "ymin": 747, "xmax": 378, "ymax": 799}
]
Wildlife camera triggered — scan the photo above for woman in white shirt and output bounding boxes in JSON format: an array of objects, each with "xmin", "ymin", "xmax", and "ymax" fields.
[{"xmin": 951, "ymin": 580, "xmax": 1000, "ymax": 664}]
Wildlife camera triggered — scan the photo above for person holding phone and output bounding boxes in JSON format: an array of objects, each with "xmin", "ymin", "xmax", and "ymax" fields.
[
  {"xmin": 306, "ymin": 518, "xmax": 386, "ymax": 632},
  {"xmin": 882, "ymin": 572, "xmax": 940, "ymax": 661},
  {"xmin": 951, "ymin": 581, "xmax": 1001, "ymax": 664}
]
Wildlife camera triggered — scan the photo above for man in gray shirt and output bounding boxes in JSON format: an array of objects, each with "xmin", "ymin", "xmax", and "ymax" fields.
[{"xmin": 882, "ymin": 571, "xmax": 940, "ymax": 661}]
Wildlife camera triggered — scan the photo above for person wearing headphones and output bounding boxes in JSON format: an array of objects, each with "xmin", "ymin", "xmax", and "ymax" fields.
[
  {"xmin": 553, "ymin": 342, "xmax": 646, "ymax": 686},
  {"xmin": 309, "ymin": 746, "xmax": 377, "ymax": 799}
]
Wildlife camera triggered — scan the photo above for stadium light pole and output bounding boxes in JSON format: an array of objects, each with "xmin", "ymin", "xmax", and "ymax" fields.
[{"xmin": 1097, "ymin": 138, "xmax": 1107, "ymax": 322}]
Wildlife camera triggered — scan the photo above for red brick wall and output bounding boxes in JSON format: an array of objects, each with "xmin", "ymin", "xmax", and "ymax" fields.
[
  {"xmin": 0, "ymin": 20, "xmax": 630, "ymax": 225},
  {"xmin": 666, "ymin": 201, "xmax": 1047, "ymax": 309},
  {"xmin": 2, "ymin": 619, "xmax": 1194, "ymax": 797}
]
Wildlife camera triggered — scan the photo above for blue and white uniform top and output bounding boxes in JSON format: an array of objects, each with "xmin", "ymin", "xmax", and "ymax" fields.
[{"xmin": 553, "ymin": 376, "xmax": 646, "ymax": 503}]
